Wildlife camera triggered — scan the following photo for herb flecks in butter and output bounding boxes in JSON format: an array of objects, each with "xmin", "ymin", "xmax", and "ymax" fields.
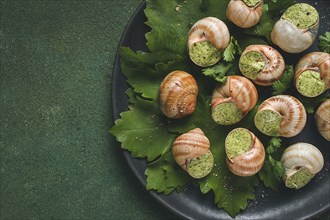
[
  {"xmin": 243, "ymin": 0, "xmax": 261, "ymax": 7},
  {"xmin": 189, "ymin": 41, "xmax": 222, "ymax": 67},
  {"xmin": 212, "ymin": 102, "xmax": 243, "ymax": 125},
  {"xmin": 296, "ymin": 70, "xmax": 326, "ymax": 97},
  {"xmin": 282, "ymin": 3, "xmax": 318, "ymax": 29},
  {"xmin": 188, "ymin": 150, "xmax": 214, "ymax": 179},
  {"xmin": 239, "ymin": 51, "xmax": 265, "ymax": 80},
  {"xmin": 225, "ymin": 128, "xmax": 252, "ymax": 159},
  {"xmin": 285, "ymin": 167, "xmax": 314, "ymax": 189},
  {"xmin": 254, "ymin": 109, "xmax": 281, "ymax": 136}
]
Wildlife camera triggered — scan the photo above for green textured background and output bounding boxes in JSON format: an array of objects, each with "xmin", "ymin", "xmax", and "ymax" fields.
[{"xmin": 0, "ymin": 0, "xmax": 328, "ymax": 220}]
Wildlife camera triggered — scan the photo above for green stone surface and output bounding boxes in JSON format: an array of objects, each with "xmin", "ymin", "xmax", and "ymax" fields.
[{"xmin": 0, "ymin": 1, "xmax": 179, "ymax": 219}]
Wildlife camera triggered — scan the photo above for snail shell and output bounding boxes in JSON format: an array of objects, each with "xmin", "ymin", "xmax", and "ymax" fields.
[
  {"xmin": 159, "ymin": 70, "xmax": 198, "ymax": 119},
  {"xmin": 211, "ymin": 75, "xmax": 258, "ymax": 125},
  {"xmin": 225, "ymin": 128, "xmax": 265, "ymax": 176},
  {"xmin": 226, "ymin": 0, "xmax": 263, "ymax": 28},
  {"xmin": 294, "ymin": 52, "xmax": 330, "ymax": 97},
  {"xmin": 315, "ymin": 99, "xmax": 330, "ymax": 141},
  {"xmin": 270, "ymin": 3, "xmax": 319, "ymax": 53},
  {"xmin": 239, "ymin": 44, "xmax": 285, "ymax": 86},
  {"xmin": 281, "ymin": 142, "xmax": 324, "ymax": 189},
  {"xmin": 254, "ymin": 95, "xmax": 307, "ymax": 137},
  {"xmin": 188, "ymin": 17, "xmax": 230, "ymax": 67},
  {"xmin": 172, "ymin": 128, "xmax": 214, "ymax": 178}
]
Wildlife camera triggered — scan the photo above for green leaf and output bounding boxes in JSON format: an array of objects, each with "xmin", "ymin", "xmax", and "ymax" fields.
[
  {"xmin": 223, "ymin": 37, "xmax": 242, "ymax": 62},
  {"xmin": 110, "ymin": 97, "xmax": 176, "ymax": 161},
  {"xmin": 259, "ymin": 160, "xmax": 281, "ymax": 191},
  {"xmin": 266, "ymin": 137, "xmax": 282, "ymax": 154},
  {"xmin": 300, "ymin": 91, "xmax": 330, "ymax": 114},
  {"xmin": 318, "ymin": 32, "xmax": 330, "ymax": 53},
  {"xmin": 272, "ymin": 65, "xmax": 294, "ymax": 95},
  {"xmin": 269, "ymin": 155, "xmax": 285, "ymax": 180},
  {"xmin": 201, "ymin": 63, "xmax": 237, "ymax": 83}
]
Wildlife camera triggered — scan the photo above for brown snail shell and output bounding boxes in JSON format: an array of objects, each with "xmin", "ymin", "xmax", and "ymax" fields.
[
  {"xmin": 225, "ymin": 128, "xmax": 265, "ymax": 177},
  {"xmin": 239, "ymin": 44, "xmax": 285, "ymax": 86},
  {"xmin": 159, "ymin": 70, "xmax": 198, "ymax": 119},
  {"xmin": 211, "ymin": 75, "xmax": 258, "ymax": 125},
  {"xmin": 254, "ymin": 95, "xmax": 307, "ymax": 137},
  {"xmin": 226, "ymin": 0, "xmax": 263, "ymax": 28},
  {"xmin": 315, "ymin": 99, "xmax": 330, "ymax": 141},
  {"xmin": 172, "ymin": 128, "xmax": 214, "ymax": 178},
  {"xmin": 294, "ymin": 52, "xmax": 330, "ymax": 97}
]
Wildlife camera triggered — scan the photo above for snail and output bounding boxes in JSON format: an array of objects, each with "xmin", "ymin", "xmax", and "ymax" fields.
[
  {"xmin": 159, "ymin": 70, "xmax": 198, "ymax": 119},
  {"xmin": 294, "ymin": 52, "xmax": 330, "ymax": 97},
  {"xmin": 239, "ymin": 44, "xmax": 285, "ymax": 86},
  {"xmin": 270, "ymin": 3, "xmax": 319, "ymax": 53},
  {"xmin": 226, "ymin": 0, "xmax": 263, "ymax": 28},
  {"xmin": 315, "ymin": 99, "xmax": 330, "ymax": 141},
  {"xmin": 281, "ymin": 142, "xmax": 324, "ymax": 189},
  {"xmin": 254, "ymin": 95, "xmax": 307, "ymax": 137},
  {"xmin": 188, "ymin": 17, "xmax": 230, "ymax": 67},
  {"xmin": 172, "ymin": 128, "xmax": 214, "ymax": 179},
  {"xmin": 225, "ymin": 128, "xmax": 265, "ymax": 176},
  {"xmin": 211, "ymin": 75, "xmax": 258, "ymax": 125}
]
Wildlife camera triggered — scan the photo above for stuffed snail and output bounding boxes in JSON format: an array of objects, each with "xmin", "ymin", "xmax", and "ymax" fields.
[
  {"xmin": 271, "ymin": 3, "xmax": 319, "ymax": 53},
  {"xmin": 294, "ymin": 52, "xmax": 330, "ymax": 97},
  {"xmin": 239, "ymin": 44, "xmax": 285, "ymax": 86},
  {"xmin": 226, "ymin": 0, "xmax": 263, "ymax": 28},
  {"xmin": 281, "ymin": 142, "xmax": 324, "ymax": 189},
  {"xmin": 211, "ymin": 75, "xmax": 258, "ymax": 125},
  {"xmin": 225, "ymin": 128, "xmax": 265, "ymax": 176},
  {"xmin": 159, "ymin": 70, "xmax": 198, "ymax": 119},
  {"xmin": 315, "ymin": 99, "xmax": 330, "ymax": 141},
  {"xmin": 254, "ymin": 95, "xmax": 307, "ymax": 137},
  {"xmin": 172, "ymin": 128, "xmax": 214, "ymax": 178},
  {"xmin": 188, "ymin": 17, "xmax": 230, "ymax": 67}
]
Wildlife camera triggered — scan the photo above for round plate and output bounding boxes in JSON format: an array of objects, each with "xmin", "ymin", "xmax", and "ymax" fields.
[{"xmin": 112, "ymin": 1, "xmax": 330, "ymax": 219}]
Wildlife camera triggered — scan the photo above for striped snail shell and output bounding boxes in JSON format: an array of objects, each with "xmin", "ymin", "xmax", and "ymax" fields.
[
  {"xmin": 211, "ymin": 75, "xmax": 258, "ymax": 125},
  {"xmin": 188, "ymin": 17, "xmax": 230, "ymax": 67},
  {"xmin": 225, "ymin": 128, "xmax": 265, "ymax": 176},
  {"xmin": 270, "ymin": 3, "xmax": 319, "ymax": 53},
  {"xmin": 281, "ymin": 142, "xmax": 324, "ymax": 189},
  {"xmin": 254, "ymin": 95, "xmax": 307, "ymax": 137},
  {"xmin": 294, "ymin": 52, "xmax": 330, "ymax": 97},
  {"xmin": 239, "ymin": 44, "xmax": 285, "ymax": 86},
  {"xmin": 172, "ymin": 128, "xmax": 214, "ymax": 179},
  {"xmin": 226, "ymin": 0, "xmax": 263, "ymax": 28},
  {"xmin": 159, "ymin": 70, "xmax": 198, "ymax": 119},
  {"xmin": 315, "ymin": 99, "xmax": 330, "ymax": 141}
]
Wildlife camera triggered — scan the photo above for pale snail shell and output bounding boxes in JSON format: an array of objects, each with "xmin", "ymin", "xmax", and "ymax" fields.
[
  {"xmin": 239, "ymin": 44, "xmax": 285, "ymax": 86},
  {"xmin": 226, "ymin": 0, "xmax": 263, "ymax": 28},
  {"xmin": 211, "ymin": 75, "xmax": 258, "ymax": 125},
  {"xmin": 188, "ymin": 17, "xmax": 230, "ymax": 67},
  {"xmin": 225, "ymin": 128, "xmax": 265, "ymax": 177},
  {"xmin": 294, "ymin": 52, "xmax": 330, "ymax": 97},
  {"xmin": 281, "ymin": 142, "xmax": 324, "ymax": 189},
  {"xmin": 172, "ymin": 128, "xmax": 214, "ymax": 178},
  {"xmin": 315, "ymin": 99, "xmax": 330, "ymax": 141},
  {"xmin": 159, "ymin": 70, "xmax": 198, "ymax": 119},
  {"xmin": 254, "ymin": 95, "xmax": 307, "ymax": 137},
  {"xmin": 270, "ymin": 3, "xmax": 319, "ymax": 53}
]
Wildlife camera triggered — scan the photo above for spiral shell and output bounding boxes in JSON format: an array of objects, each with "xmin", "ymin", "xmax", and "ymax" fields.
[
  {"xmin": 225, "ymin": 128, "xmax": 265, "ymax": 176},
  {"xmin": 239, "ymin": 44, "xmax": 285, "ymax": 86},
  {"xmin": 294, "ymin": 52, "xmax": 330, "ymax": 97},
  {"xmin": 254, "ymin": 95, "xmax": 307, "ymax": 137},
  {"xmin": 270, "ymin": 3, "xmax": 319, "ymax": 53},
  {"xmin": 188, "ymin": 17, "xmax": 230, "ymax": 67},
  {"xmin": 226, "ymin": 0, "xmax": 263, "ymax": 28},
  {"xmin": 211, "ymin": 75, "xmax": 258, "ymax": 125},
  {"xmin": 159, "ymin": 70, "xmax": 198, "ymax": 119},
  {"xmin": 172, "ymin": 128, "xmax": 214, "ymax": 178},
  {"xmin": 315, "ymin": 99, "xmax": 330, "ymax": 141},
  {"xmin": 281, "ymin": 142, "xmax": 324, "ymax": 189}
]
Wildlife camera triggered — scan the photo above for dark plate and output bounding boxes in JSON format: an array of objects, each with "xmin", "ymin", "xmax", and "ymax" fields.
[{"xmin": 112, "ymin": 1, "xmax": 330, "ymax": 219}]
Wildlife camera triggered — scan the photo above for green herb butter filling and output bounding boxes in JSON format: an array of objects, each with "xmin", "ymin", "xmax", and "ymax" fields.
[
  {"xmin": 282, "ymin": 3, "xmax": 318, "ymax": 29},
  {"xmin": 296, "ymin": 70, "xmax": 326, "ymax": 97},
  {"xmin": 243, "ymin": 0, "xmax": 261, "ymax": 7},
  {"xmin": 188, "ymin": 150, "xmax": 214, "ymax": 179},
  {"xmin": 225, "ymin": 128, "xmax": 252, "ymax": 159},
  {"xmin": 254, "ymin": 109, "xmax": 281, "ymax": 136},
  {"xmin": 212, "ymin": 102, "xmax": 243, "ymax": 125},
  {"xmin": 189, "ymin": 41, "xmax": 222, "ymax": 67},
  {"xmin": 239, "ymin": 51, "xmax": 265, "ymax": 80},
  {"xmin": 285, "ymin": 168, "xmax": 314, "ymax": 189}
]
